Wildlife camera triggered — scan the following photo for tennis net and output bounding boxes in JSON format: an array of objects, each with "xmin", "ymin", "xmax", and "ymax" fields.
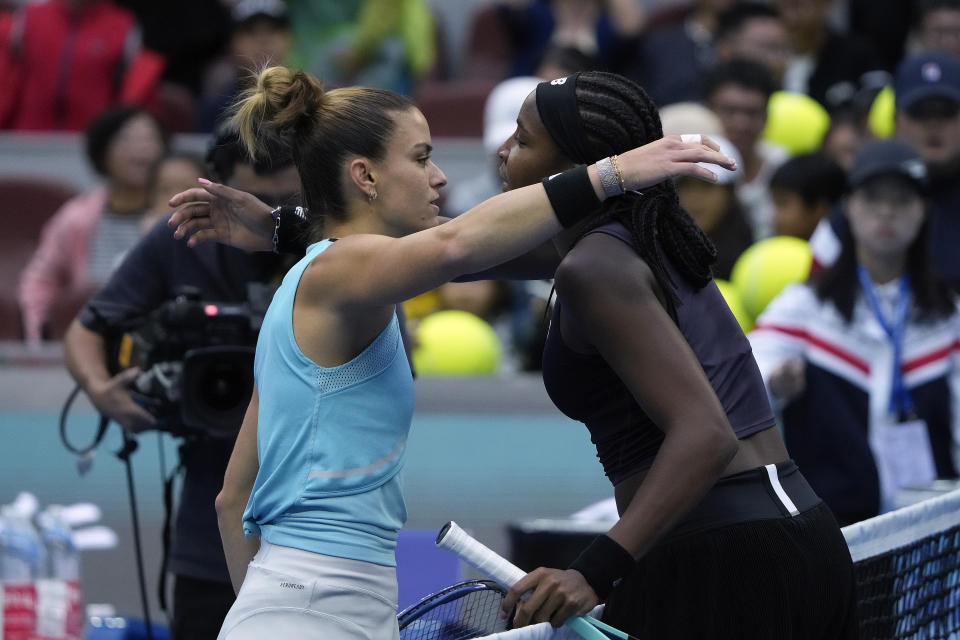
[{"xmin": 843, "ymin": 483, "xmax": 960, "ymax": 639}]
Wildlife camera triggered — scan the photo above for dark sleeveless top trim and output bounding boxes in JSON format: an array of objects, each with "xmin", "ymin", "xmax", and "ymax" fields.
[{"xmin": 541, "ymin": 221, "xmax": 776, "ymax": 485}]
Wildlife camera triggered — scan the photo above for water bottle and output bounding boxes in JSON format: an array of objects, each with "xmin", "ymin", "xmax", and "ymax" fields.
[
  {"xmin": 0, "ymin": 501, "xmax": 43, "ymax": 640},
  {"xmin": 35, "ymin": 506, "xmax": 83, "ymax": 640}
]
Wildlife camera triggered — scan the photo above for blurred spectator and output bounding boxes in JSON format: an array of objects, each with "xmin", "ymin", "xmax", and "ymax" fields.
[
  {"xmin": 713, "ymin": 2, "xmax": 791, "ymax": 86},
  {"xmin": 17, "ymin": 106, "xmax": 168, "ymax": 344},
  {"xmin": 705, "ymin": 58, "xmax": 788, "ymax": 240},
  {"xmin": 0, "ymin": 0, "xmax": 165, "ymax": 131},
  {"xmin": 675, "ymin": 135, "xmax": 750, "ymax": 279},
  {"xmin": 775, "ymin": 0, "xmax": 885, "ymax": 112},
  {"xmin": 196, "ymin": 0, "xmax": 292, "ymax": 132},
  {"xmin": 625, "ymin": 0, "xmax": 737, "ymax": 106},
  {"xmin": 494, "ymin": 0, "xmax": 644, "ymax": 78},
  {"xmin": 896, "ymin": 51, "xmax": 960, "ymax": 291},
  {"xmin": 822, "ymin": 107, "xmax": 873, "ymax": 171},
  {"xmin": 139, "ymin": 152, "xmax": 208, "ymax": 234},
  {"xmin": 750, "ymin": 139, "xmax": 960, "ymax": 525},
  {"xmin": 909, "ymin": 0, "xmax": 960, "ymax": 60},
  {"xmin": 769, "ymin": 152, "xmax": 846, "ymax": 239},
  {"xmin": 286, "ymin": 0, "xmax": 436, "ymax": 96}
]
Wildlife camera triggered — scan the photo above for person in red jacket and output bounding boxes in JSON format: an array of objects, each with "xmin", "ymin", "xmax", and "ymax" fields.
[{"xmin": 0, "ymin": 0, "xmax": 165, "ymax": 131}]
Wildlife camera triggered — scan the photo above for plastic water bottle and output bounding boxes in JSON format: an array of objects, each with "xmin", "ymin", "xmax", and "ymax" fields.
[
  {"xmin": 0, "ymin": 502, "xmax": 44, "ymax": 640},
  {"xmin": 35, "ymin": 506, "xmax": 83, "ymax": 640}
]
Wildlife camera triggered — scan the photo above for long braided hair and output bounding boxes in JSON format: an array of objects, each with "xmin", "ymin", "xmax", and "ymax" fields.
[{"xmin": 570, "ymin": 72, "xmax": 717, "ymax": 317}]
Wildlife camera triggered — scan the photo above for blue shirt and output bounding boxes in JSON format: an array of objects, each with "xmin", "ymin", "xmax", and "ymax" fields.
[{"xmin": 244, "ymin": 240, "xmax": 415, "ymax": 566}]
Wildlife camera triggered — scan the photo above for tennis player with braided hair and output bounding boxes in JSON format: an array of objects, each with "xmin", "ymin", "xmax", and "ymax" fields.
[
  {"xmin": 493, "ymin": 71, "xmax": 858, "ymax": 638},
  {"xmin": 170, "ymin": 65, "xmax": 735, "ymax": 640}
]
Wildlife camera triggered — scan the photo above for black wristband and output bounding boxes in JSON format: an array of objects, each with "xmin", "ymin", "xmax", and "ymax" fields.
[
  {"xmin": 568, "ymin": 534, "xmax": 634, "ymax": 600},
  {"xmin": 276, "ymin": 205, "xmax": 310, "ymax": 257},
  {"xmin": 541, "ymin": 165, "xmax": 601, "ymax": 228}
]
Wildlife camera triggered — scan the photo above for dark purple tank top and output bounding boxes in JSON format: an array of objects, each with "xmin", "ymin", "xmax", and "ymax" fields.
[{"xmin": 541, "ymin": 222, "xmax": 776, "ymax": 485}]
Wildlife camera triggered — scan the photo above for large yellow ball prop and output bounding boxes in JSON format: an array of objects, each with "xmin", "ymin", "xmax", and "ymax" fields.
[
  {"xmin": 730, "ymin": 236, "xmax": 812, "ymax": 321},
  {"xmin": 412, "ymin": 310, "xmax": 502, "ymax": 376},
  {"xmin": 868, "ymin": 85, "xmax": 895, "ymax": 140},
  {"xmin": 763, "ymin": 91, "xmax": 831, "ymax": 155},
  {"xmin": 714, "ymin": 278, "xmax": 753, "ymax": 334}
]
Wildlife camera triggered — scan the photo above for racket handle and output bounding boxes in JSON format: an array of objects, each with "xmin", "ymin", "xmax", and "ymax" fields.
[{"xmin": 436, "ymin": 521, "xmax": 527, "ymax": 588}]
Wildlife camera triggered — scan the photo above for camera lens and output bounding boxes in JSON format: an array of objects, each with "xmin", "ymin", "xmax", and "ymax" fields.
[{"xmin": 201, "ymin": 364, "xmax": 248, "ymax": 410}]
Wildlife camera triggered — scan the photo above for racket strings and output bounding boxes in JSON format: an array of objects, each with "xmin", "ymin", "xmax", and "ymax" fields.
[{"xmin": 399, "ymin": 580, "xmax": 509, "ymax": 640}]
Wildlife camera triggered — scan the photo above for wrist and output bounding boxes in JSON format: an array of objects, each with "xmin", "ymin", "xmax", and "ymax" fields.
[
  {"xmin": 541, "ymin": 165, "xmax": 602, "ymax": 228},
  {"xmin": 567, "ymin": 534, "xmax": 634, "ymax": 600},
  {"xmin": 274, "ymin": 205, "xmax": 310, "ymax": 256}
]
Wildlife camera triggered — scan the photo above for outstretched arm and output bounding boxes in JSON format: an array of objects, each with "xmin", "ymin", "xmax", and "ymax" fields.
[
  {"xmin": 169, "ymin": 135, "xmax": 733, "ymax": 254},
  {"xmin": 313, "ymin": 136, "xmax": 734, "ymax": 307}
]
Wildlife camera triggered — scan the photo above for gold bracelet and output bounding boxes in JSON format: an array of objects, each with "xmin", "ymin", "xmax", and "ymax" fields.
[{"xmin": 610, "ymin": 154, "xmax": 625, "ymax": 193}]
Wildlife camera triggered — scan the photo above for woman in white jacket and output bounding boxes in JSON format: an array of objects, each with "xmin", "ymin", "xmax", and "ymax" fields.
[{"xmin": 749, "ymin": 139, "xmax": 960, "ymax": 525}]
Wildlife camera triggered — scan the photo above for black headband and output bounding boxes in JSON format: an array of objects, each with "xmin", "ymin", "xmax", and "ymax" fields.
[{"xmin": 535, "ymin": 73, "xmax": 592, "ymax": 165}]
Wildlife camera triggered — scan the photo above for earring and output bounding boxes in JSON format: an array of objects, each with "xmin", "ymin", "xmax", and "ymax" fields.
[{"xmin": 368, "ymin": 190, "xmax": 378, "ymax": 203}]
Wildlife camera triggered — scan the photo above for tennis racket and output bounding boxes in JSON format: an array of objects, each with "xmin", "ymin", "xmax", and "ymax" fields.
[
  {"xmin": 435, "ymin": 521, "xmax": 636, "ymax": 640},
  {"xmin": 398, "ymin": 579, "xmax": 509, "ymax": 640}
]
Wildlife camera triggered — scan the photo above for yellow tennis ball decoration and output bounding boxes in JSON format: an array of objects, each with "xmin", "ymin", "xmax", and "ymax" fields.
[
  {"xmin": 763, "ymin": 91, "xmax": 831, "ymax": 155},
  {"xmin": 730, "ymin": 236, "xmax": 812, "ymax": 321},
  {"xmin": 714, "ymin": 278, "xmax": 753, "ymax": 334},
  {"xmin": 412, "ymin": 310, "xmax": 502, "ymax": 376},
  {"xmin": 868, "ymin": 85, "xmax": 896, "ymax": 139}
]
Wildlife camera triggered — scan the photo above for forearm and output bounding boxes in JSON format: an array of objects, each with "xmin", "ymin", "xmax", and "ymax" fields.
[
  {"xmin": 218, "ymin": 387, "xmax": 261, "ymax": 593},
  {"xmin": 607, "ymin": 424, "xmax": 737, "ymax": 559},
  {"xmin": 63, "ymin": 320, "xmax": 111, "ymax": 391},
  {"xmin": 216, "ymin": 498, "xmax": 259, "ymax": 594},
  {"xmin": 440, "ymin": 166, "xmax": 605, "ymax": 276}
]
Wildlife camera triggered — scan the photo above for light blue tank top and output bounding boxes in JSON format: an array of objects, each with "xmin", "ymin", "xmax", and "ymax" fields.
[{"xmin": 243, "ymin": 239, "xmax": 415, "ymax": 566}]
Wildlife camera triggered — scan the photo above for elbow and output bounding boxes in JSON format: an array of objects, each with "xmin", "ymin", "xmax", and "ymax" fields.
[
  {"xmin": 693, "ymin": 418, "xmax": 739, "ymax": 470},
  {"xmin": 711, "ymin": 423, "xmax": 740, "ymax": 468},
  {"xmin": 436, "ymin": 223, "xmax": 477, "ymax": 277},
  {"xmin": 215, "ymin": 486, "xmax": 243, "ymax": 523}
]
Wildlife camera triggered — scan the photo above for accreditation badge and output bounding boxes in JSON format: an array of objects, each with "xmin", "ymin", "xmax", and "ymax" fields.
[{"xmin": 871, "ymin": 415, "xmax": 937, "ymax": 498}]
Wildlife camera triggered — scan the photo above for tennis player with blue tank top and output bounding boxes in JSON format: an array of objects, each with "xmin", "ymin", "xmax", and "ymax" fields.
[{"xmin": 169, "ymin": 65, "xmax": 736, "ymax": 640}]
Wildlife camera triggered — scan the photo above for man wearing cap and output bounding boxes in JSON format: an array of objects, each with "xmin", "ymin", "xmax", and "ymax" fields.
[
  {"xmin": 893, "ymin": 52, "xmax": 960, "ymax": 293},
  {"xmin": 750, "ymin": 138, "xmax": 960, "ymax": 525}
]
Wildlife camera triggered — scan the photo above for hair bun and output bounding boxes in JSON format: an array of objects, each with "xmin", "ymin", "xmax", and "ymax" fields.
[{"xmin": 232, "ymin": 65, "xmax": 325, "ymax": 158}]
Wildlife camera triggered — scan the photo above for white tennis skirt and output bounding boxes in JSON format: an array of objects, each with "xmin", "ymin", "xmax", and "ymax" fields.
[{"xmin": 218, "ymin": 540, "xmax": 400, "ymax": 640}]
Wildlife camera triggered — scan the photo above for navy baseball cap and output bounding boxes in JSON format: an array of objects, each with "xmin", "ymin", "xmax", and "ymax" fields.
[
  {"xmin": 848, "ymin": 139, "xmax": 928, "ymax": 192},
  {"xmin": 232, "ymin": 0, "xmax": 289, "ymax": 27},
  {"xmin": 894, "ymin": 52, "xmax": 960, "ymax": 111}
]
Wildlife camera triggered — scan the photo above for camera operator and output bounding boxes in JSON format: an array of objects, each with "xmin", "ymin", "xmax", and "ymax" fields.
[{"xmin": 62, "ymin": 126, "xmax": 300, "ymax": 640}]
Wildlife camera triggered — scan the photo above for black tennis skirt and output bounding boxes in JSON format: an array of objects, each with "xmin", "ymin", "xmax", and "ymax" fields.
[{"xmin": 602, "ymin": 461, "xmax": 859, "ymax": 639}]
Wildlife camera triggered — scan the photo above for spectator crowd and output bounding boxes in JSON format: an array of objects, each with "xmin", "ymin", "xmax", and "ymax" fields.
[{"xmin": 5, "ymin": 0, "xmax": 960, "ymax": 529}]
